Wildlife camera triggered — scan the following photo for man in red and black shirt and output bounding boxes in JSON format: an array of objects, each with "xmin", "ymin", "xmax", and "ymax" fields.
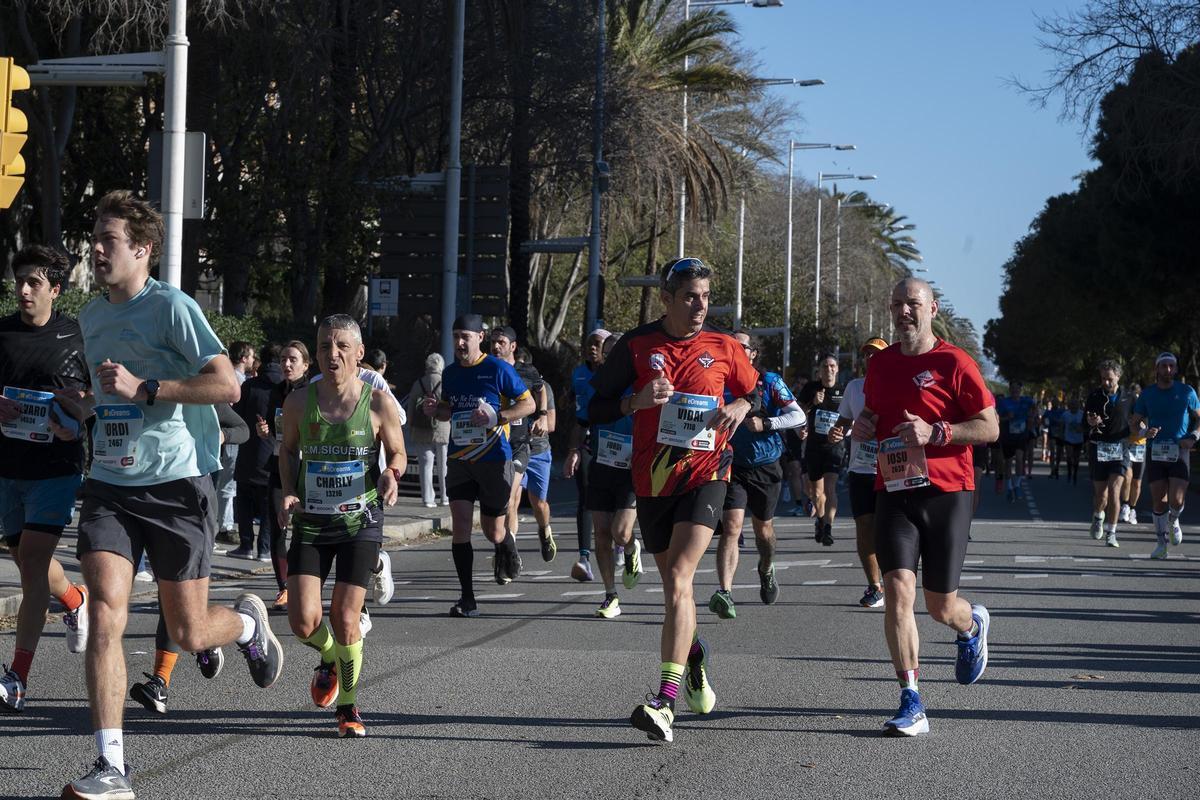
[
  {"xmin": 590, "ymin": 257, "xmax": 758, "ymax": 743},
  {"xmin": 850, "ymin": 277, "xmax": 998, "ymax": 737}
]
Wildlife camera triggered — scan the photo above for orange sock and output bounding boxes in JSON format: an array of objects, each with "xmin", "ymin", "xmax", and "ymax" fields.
[
  {"xmin": 153, "ymin": 650, "xmax": 179, "ymax": 687},
  {"xmin": 56, "ymin": 584, "xmax": 85, "ymax": 612}
]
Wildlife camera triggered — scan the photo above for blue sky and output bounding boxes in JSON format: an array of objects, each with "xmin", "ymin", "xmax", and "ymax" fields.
[{"xmin": 734, "ymin": 1, "xmax": 1096, "ymax": 343}]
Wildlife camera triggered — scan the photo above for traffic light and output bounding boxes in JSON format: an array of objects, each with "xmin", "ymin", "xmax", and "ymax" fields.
[{"xmin": 1, "ymin": 57, "xmax": 31, "ymax": 210}]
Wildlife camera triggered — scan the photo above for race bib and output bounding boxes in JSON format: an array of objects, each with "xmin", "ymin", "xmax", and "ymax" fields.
[
  {"xmin": 1128, "ymin": 444, "xmax": 1146, "ymax": 463},
  {"xmin": 304, "ymin": 460, "xmax": 369, "ymax": 515},
  {"xmin": 451, "ymin": 410, "xmax": 486, "ymax": 445},
  {"xmin": 878, "ymin": 436, "xmax": 931, "ymax": 492},
  {"xmin": 1151, "ymin": 441, "xmax": 1180, "ymax": 462},
  {"xmin": 1009, "ymin": 418, "xmax": 1027, "ymax": 435},
  {"xmin": 850, "ymin": 439, "xmax": 879, "ymax": 472},
  {"xmin": 0, "ymin": 386, "xmax": 54, "ymax": 443},
  {"xmin": 596, "ymin": 430, "xmax": 633, "ymax": 469},
  {"xmin": 1095, "ymin": 441, "xmax": 1124, "ymax": 462},
  {"xmin": 813, "ymin": 408, "xmax": 839, "ymax": 436},
  {"xmin": 656, "ymin": 392, "xmax": 718, "ymax": 451},
  {"xmin": 274, "ymin": 407, "xmax": 284, "ymax": 443},
  {"xmin": 92, "ymin": 404, "xmax": 144, "ymax": 469}
]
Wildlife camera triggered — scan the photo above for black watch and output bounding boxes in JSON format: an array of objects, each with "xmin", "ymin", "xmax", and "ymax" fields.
[{"xmin": 141, "ymin": 379, "xmax": 160, "ymax": 406}]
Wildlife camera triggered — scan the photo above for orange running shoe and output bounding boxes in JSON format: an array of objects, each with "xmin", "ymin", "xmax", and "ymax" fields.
[
  {"xmin": 310, "ymin": 661, "xmax": 338, "ymax": 708},
  {"xmin": 273, "ymin": 589, "xmax": 288, "ymax": 610},
  {"xmin": 336, "ymin": 705, "xmax": 366, "ymax": 738}
]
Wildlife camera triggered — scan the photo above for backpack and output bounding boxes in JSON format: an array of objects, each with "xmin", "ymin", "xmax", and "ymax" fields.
[{"xmin": 410, "ymin": 376, "xmax": 440, "ymax": 430}]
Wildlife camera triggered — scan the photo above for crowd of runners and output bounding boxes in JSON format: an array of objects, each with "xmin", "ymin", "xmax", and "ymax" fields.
[{"xmin": 0, "ymin": 193, "xmax": 1195, "ymax": 799}]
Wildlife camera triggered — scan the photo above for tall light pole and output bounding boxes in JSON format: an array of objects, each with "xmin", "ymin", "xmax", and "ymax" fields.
[
  {"xmin": 161, "ymin": 0, "xmax": 188, "ymax": 287},
  {"xmin": 440, "ymin": 0, "xmax": 466, "ymax": 361},
  {"xmin": 679, "ymin": 0, "xmax": 784, "ymax": 257},
  {"xmin": 586, "ymin": 0, "xmax": 607, "ymax": 334},
  {"xmin": 814, "ymin": 171, "xmax": 874, "ymax": 328}
]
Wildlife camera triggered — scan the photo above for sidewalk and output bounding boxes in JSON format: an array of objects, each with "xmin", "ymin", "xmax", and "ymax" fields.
[{"xmin": 0, "ymin": 494, "xmax": 466, "ymax": 617}]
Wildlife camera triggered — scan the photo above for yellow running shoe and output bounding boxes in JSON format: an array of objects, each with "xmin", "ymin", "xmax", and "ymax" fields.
[
  {"xmin": 595, "ymin": 595, "xmax": 621, "ymax": 619},
  {"xmin": 630, "ymin": 696, "xmax": 674, "ymax": 742},
  {"xmin": 684, "ymin": 637, "xmax": 716, "ymax": 714}
]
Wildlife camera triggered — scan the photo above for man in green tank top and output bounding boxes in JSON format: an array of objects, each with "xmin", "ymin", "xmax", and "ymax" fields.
[{"xmin": 278, "ymin": 315, "xmax": 407, "ymax": 738}]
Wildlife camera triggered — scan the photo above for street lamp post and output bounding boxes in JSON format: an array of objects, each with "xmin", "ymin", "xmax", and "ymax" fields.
[{"xmin": 814, "ymin": 171, "xmax": 875, "ymax": 328}]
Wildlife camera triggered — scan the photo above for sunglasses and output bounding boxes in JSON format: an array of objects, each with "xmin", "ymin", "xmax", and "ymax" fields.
[{"xmin": 665, "ymin": 258, "xmax": 712, "ymax": 278}]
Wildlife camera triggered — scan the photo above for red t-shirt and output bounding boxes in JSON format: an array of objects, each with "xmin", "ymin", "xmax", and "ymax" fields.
[
  {"xmin": 863, "ymin": 339, "xmax": 993, "ymax": 492},
  {"xmin": 591, "ymin": 320, "xmax": 759, "ymax": 497}
]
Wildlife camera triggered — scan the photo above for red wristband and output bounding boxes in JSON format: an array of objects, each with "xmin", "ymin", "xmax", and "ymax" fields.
[{"xmin": 931, "ymin": 421, "xmax": 952, "ymax": 447}]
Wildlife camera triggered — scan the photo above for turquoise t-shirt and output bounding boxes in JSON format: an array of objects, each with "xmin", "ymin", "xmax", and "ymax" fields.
[{"xmin": 79, "ymin": 277, "xmax": 224, "ymax": 486}]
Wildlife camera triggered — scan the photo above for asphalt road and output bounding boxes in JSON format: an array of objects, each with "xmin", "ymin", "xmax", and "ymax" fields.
[{"xmin": 1, "ymin": 462, "xmax": 1196, "ymax": 799}]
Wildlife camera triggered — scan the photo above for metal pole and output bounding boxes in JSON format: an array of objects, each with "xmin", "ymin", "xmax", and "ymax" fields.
[
  {"xmin": 783, "ymin": 141, "xmax": 794, "ymax": 369},
  {"xmin": 440, "ymin": 0, "xmax": 466, "ymax": 361},
  {"xmin": 586, "ymin": 0, "xmax": 606, "ymax": 333},
  {"xmin": 734, "ymin": 194, "xmax": 745, "ymax": 330},
  {"xmin": 463, "ymin": 163, "xmax": 476, "ymax": 315},
  {"xmin": 835, "ymin": 194, "xmax": 842, "ymax": 309},
  {"xmin": 161, "ymin": 0, "xmax": 188, "ymax": 288},
  {"xmin": 677, "ymin": 0, "xmax": 690, "ymax": 258},
  {"xmin": 814, "ymin": 178, "xmax": 823, "ymax": 328}
]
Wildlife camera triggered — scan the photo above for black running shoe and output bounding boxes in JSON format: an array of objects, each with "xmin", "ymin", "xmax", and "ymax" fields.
[
  {"xmin": 234, "ymin": 592, "xmax": 284, "ymax": 688},
  {"xmin": 129, "ymin": 673, "xmax": 168, "ymax": 715},
  {"xmin": 814, "ymin": 516, "xmax": 823, "ymax": 542},
  {"xmin": 449, "ymin": 597, "xmax": 479, "ymax": 618},
  {"xmin": 758, "ymin": 565, "xmax": 779, "ymax": 605},
  {"xmin": 195, "ymin": 648, "xmax": 224, "ymax": 680},
  {"xmin": 820, "ymin": 523, "xmax": 834, "ymax": 546}
]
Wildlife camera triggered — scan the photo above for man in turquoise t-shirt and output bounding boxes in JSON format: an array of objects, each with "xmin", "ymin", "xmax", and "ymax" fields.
[
  {"xmin": 1131, "ymin": 352, "xmax": 1200, "ymax": 559},
  {"xmin": 53, "ymin": 191, "xmax": 283, "ymax": 800}
]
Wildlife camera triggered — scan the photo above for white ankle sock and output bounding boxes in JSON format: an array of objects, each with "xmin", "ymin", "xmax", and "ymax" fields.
[
  {"xmin": 96, "ymin": 729, "xmax": 124, "ymax": 773},
  {"xmin": 235, "ymin": 612, "xmax": 256, "ymax": 645}
]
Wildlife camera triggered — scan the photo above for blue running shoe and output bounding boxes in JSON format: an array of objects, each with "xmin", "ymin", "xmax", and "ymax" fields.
[
  {"xmin": 883, "ymin": 688, "xmax": 928, "ymax": 736},
  {"xmin": 955, "ymin": 604, "xmax": 990, "ymax": 685}
]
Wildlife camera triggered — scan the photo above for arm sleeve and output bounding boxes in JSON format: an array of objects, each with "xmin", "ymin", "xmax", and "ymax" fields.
[
  {"xmin": 767, "ymin": 402, "xmax": 806, "ymax": 431},
  {"xmin": 589, "ymin": 336, "xmax": 637, "ymax": 424}
]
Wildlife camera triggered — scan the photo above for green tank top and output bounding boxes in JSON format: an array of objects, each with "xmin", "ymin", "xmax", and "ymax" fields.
[{"xmin": 294, "ymin": 381, "xmax": 381, "ymax": 543}]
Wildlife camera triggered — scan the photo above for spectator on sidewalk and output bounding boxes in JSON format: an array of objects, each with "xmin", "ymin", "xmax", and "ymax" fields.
[
  {"xmin": 233, "ymin": 343, "xmax": 283, "ymax": 565},
  {"xmin": 405, "ymin": 352, "xmax": 449, "ymax": 508},
  {"xmin": 216, "ymin": 340, "xmax": 255, "ymax": 543}
]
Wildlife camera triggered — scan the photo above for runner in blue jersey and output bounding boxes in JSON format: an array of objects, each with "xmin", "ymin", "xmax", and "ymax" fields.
[
  {"xmin": 994, "ymin": 381, "xmax": 1035, "ymax": 502},
  {"xmin": 709, "ymin": 331, "xmax": 806, "ymax": 619},
  {"xmin": 1130, "ymin": 352, "xmax": 1200, "ymax": 559},
  {"xmin": 563, "ymin": 328, "xmax": 610, "ymax": 581},
  {"xmin": 422, "ymin": 314, "xmax": 533, "ymax": 617}
]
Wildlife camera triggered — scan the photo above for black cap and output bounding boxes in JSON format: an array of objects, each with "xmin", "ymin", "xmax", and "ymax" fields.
[
  {"xmin": 452, "ymin": 313, "xmax": 485, "ymax": 333},
  {"xmin": 492, "ymin": 325, "xmax": 518, "ymax": 342}
]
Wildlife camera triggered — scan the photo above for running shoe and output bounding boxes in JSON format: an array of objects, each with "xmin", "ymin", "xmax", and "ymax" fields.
[
  {"xmin": 227, "ymin": 547, "xmax": 255, "ymax": 560},
  {"xmin": 708, "ymin": 589, "xmax": 736, "ymax": 620},
  {"xmin": 758, "ymin": 565, "xmax": 779, "ymax": 605},
  {"xmin": 493, "ymin": 551, "xmax": 511, "ymax": 585},
  {"xmin": 359, "ymin": 608, "xmax": 373, "ymax": 637},
  {"xmin": 272, "ymin": 589, "xmax": 288, "ymax": 611},
  {"xmin": 614, "ymin": 545, "xmax": 625, "ymax": 569},
  {"xmin": 813, "ymin": 516, "xmax": 823, "ymax": 542},
  {"xmin": 1150, "ymin": 542, "xmax": 1169, "ymax": 560},
  {"xmin": 195, "ymin": 648, "xmax": 223, "ymax": 679},
  {"xmin": 64, "ymin": 586, "xmax": 89, "ymax": 654},
  {"xmin": 311, "ymin": 661, "xmax": 338, "ymax": 708},
  {"xmin": 595, "ymin": 594, "xmax": 622, "ymax": 619},
  {"xmin": 1170, "ymin": 519, "xmax": 1183, "ymax": 546},
  {"xmin": 506, "ymin": 540, "xmax": 524, "ymax": 582},
  {"xmin": 630, "ymin": 695, "xmax": 674, "ymax": 742},
  {"xmin": 571, "ymin": 556, "xmax": 594, "ymax": 582},
  {"xmin": 954, "ymin": 604, "xmax": 990, "ymax": 685},
  {"xmin": 1089, "ymin": 517, "xmax": 1103, "ymax": 540},
  {"xmin": 372, "ymin": 549, "xmax": 394, "ymax": 605},
  {"xmin": 1105, "ymin": 531, "xmax": 1119, "ymax": 548},
  {"xmin": 859, "ymin": 585, "xmax": 885, "ymax": 608},
  {"xmin": 449, "ymin": 597, "xmax": 479, "ymax": 618},
  {"xmin": 129, "ymin": 673, "xmax": 168, "ymax": 715},
  {"xmin": 336, "ymin": 705, "xmax": 366, "ymax": 738},
  {"xmin": 805, "ymin": 499, "xmax": 815, "ymax": 517},
  {"xmin": 1119, "ymin": 505, "xmax": 1131, "ymax": 524},
  {"xmin": 622, "ymin": 539, "xmax": 644, "ymax": 590},
  {"xmin": 1129, "ymin": 509, "xmax": 1139, "ymax": 526},
  {"xmin": 789, "ymin": 504, "xmax": 805, "ymax": 517},
  {"xmin": 684, "ymin": 637, "xmax": 716, "ymax": 714},
  {"xmin": 234, "ymin": 592, "xmax": 284, "ymax": 689},
  {"xmin": 883, "ymin": 688, "xmax": 929, "ymax": 737},
  {"xmin": 539, "ymin": 526, "xmax": 558, "ymax": 562},
  {"xmin": 0, "ymin": 667, "xmax": 25, "ymax": 713},
  {"xmin": 256, "ymin": 551, "xmax": 271, "ymax": 563},
  {"xmin": 820, "ymin": 522, "xmax": 834, "ymax": 546},
  {"xmin": 64, "ymin": 757, "xmax": 133, "ymax": 800}
]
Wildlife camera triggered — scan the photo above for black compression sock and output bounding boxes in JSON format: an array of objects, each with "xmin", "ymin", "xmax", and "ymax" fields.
[{"xmin": 452, "ymin": 541, "xmax": 474, "ymax": 599}]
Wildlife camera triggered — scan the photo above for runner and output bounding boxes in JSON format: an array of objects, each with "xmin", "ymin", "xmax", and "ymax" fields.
[
  {"xmin": 709, "ymin": 331, "xmax": 806, "ymax": 619},
  {"xmin": 589, "ymin": 257, "xmax": 759, "ymax": 743},
  {"xmin": 1061, "ymin": 398, "xmax": 1085, "ymax": 484},
  {"xmin": 1122, "ymin": 390, "xmax": 1146, "ymax": 526},
  {"xmin": 1130, "ymin": 352, "xmax": 1199, "ymax": 559},
  {"xmin": 995, "ymin": 381, "xmax": 1034, "ymax": 501},
  {"xmin": 567, "ymin": 333, "xmax": 643, "ymax": 619},
  {"xmin": 519, "ymin": 349, "xmax": 558, "ymax": 574},
  {"xmin": 490, "ymin": 327, "xmax": 556, "ymax": 568},
  {"xmin": 828, "ymin": 337, "xmax": 888, "ymax": 608},
  {"xmin": 425, "ymin": 314, "xmax": 533, "ymax": 617},
  {"xmin": 799, "ymin": 358, "xmax": 844, "ymax": 546},
  {"xmin": 60, "ymin": 191, "xmax": 281, "ymax": 799},
  {"xmin": 278, "ymin": 314, "xmax": 406, "ymax": 738},
  {"xmin": 849, "ymin": 277, "xmax": 997, "ymax": 737},
  {"xmin": 567, "ymin": 330, "xmax": 609, "ymax": 579},
  {"xmin": 0, "ymin": 246, "xmax": 90, "ymax": 714},
  {"xmin": 1084, "ymin": 359, "xmax": 1133, "ymax": 548},
  {"xmin": 1045, "ymin": 397, "xmax": 1066, "ymax": 479}
]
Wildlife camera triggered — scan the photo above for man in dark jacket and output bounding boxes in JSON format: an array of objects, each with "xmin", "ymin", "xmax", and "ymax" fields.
[{"xmin": 233, "ymin": 343, "xmax": 283, "ymax": 558}]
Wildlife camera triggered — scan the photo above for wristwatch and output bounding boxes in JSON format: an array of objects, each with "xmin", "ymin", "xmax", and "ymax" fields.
[{"xmin": 141, "ymin": 379, "xmax": 160, "ymax": 406}]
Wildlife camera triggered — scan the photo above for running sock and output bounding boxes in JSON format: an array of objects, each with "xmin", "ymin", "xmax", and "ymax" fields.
[
  {"xmin": 234, "ymin": 612, "xmax": 257, "ymax": 645},
  {"xmin": 579, "ymin": 548, "xmax": 590, "ymax": 561},
  {"xmin": 1169, "ymin": 504, "xmax": 1184, "ymax": 524},
  {"xmin": 896, "ymin": 668, "xmax": 919, "ymax": 692},
  {"xmin": 658, "ymin": 662, "xmax": 685, "ymax": 704},
  {"xmin": 957, "ymin": 620, "xmax": 980, "ymax": 640},
  {"xmin": 299, "ymin": 621, "xmax": 336, "ymax": 664},
  {"xmin": 56, "ymin": 584, "xmax": 85, "ymax": 612},
  {"xmin": 153, "ymin": 650, "xmax": 179, "ymax": 687},
  {"xmin": 1104, "ymin": 523, "xmax": 1117, "ymax": 535},
  {"xmin": 451, "ymin": 541, "xmax": 474, "ymax": 599},
  {"xmin": 96, "ymin": 729, "xmax": 124, "ymax": 774},
  {"xmin": 688, "ymin": 634, "xmax": 703, "ymax": 661},
  {"xmin": 334, "ymin": 639, "xmax": 363, "ymax": 706},
  {"xmin": 11, "ymin": 647, "xmax": 33, "ymax": 684}
]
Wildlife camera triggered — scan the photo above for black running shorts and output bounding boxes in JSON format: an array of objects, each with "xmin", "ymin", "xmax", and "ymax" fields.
[
  {"xmin": 1147, "ymin": 457, "xmax": 1190, "ymax": 483},
  {"xmin": 1088, "ymin": 442, "xmax": 1127, "ymax": 482},
  {"xmin": 848, "ymin": 471, "xmax": 878, "ymax": 519},
  {"xmin": 636, "ymin": 481, "xmax": 727, "ymax": 554},
  {"xmin": 724, "ymin": 461, "xmax": 783, "ymax": 521},
  {"xmin": 874, "ymin": 486, "xmax": 973, "ymax": 594},
  {"xmin": 586, "ymin": 461, "xmax": 636, "ymax": 513},
  {"xmin": 288, "ymin": 536, "xmax": 381, "ymax": 588},
  {"xmin": 806, "ymin": 443, "xmax": 846, "ymax": 482},
  {"xmin": 447, "ymin": 459, "xmax": 514, "ymax": 518}
]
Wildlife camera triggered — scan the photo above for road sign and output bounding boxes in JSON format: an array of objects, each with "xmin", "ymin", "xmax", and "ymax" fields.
[{"xmin": 370, "ymin": 278, "xmax": 400, "ymax": 317}]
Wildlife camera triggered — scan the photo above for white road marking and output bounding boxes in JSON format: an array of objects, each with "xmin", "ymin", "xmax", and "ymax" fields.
[
  {"xmin": 801, "ymin": 579, "xmax": 837, "ymax": 586},
  {"xmin": 475, "ymin": 593, "xmax": 524, "ymax": 600},
  {"xmin": 561, "ymin": 590, "xmax": 606, "ymax": 597},
  {"xmin": 1013, "ymin": 573, "xmax": 1049, "ymax": 579}
]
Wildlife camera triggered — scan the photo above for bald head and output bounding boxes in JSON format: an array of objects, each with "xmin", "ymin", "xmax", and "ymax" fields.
[{"xmin": 892, "ymin": 277, "xmax": 934, "ymax": 304}]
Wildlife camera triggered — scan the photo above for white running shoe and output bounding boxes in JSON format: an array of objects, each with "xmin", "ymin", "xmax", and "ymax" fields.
[
  {"xmin": 359, "ymin": 608, "xmax": 373, "ymax": 637},
  {"xmin": 1129, "ymin": 509, "xmax": 1138, "ymax": 526},
  {"xmin": 1105, "ymin": 531, "xmax": 1119, "ymax": 548},
  {"xmin": 63, "ymin": 587, "xmax": 88, "ymax": 654},
  {"xmin": 1170, "ymin": 519, "xmax": 1183, "ymax": 546},
  {"xmin": 372, "ymin": 549, "xmax": 394, "ymax": 605},
  {"xmin": 1150, "ymin": 542, "xmax": 1169, "ymax": 560},
  {"xmin": 0, "ymin": 668, "xmax": 25, "ymax": 712}
]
